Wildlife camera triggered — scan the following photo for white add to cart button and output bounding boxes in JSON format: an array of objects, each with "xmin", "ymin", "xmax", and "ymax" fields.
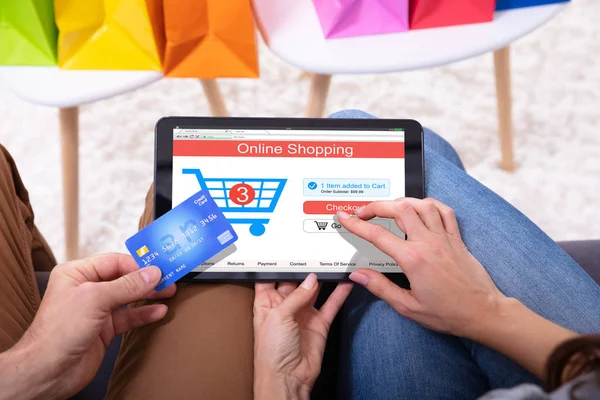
[{"xmin": 303, "ymin": 219, "xmax": 391, "ymax": 233}]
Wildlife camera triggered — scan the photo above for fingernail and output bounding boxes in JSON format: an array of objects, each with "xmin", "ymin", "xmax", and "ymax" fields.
[
  {"xmin": 337, "ymin": 211, "xmax": 350, "ymax": 220},
  {"xmin": 355, "ymin": 205, "xmax": 366, "ymax": 215},
  {"xmin": 153, "ymin": 304, "xmax": 168, "ymax": 318},
  {"xmin": 300, "ymin": 273, "xmax": 317, "ymax": 290},
  {"xmin": 349, "ymin": 271, "xmax": 369, "ymax": 286},
  {"xmin": 141, "ymin": 266, "xmax": 161, "ymax": 284}
]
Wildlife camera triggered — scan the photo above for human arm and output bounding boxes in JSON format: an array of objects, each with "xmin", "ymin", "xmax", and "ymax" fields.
[
  {"xmin": 0, "ymin": 253, "xmax": 175, "ymax": 400},
  {"xmin": 0, "ymin": 342, "xmax": 62, "ymax": 400},
  {"xmin": 253, "ymin": 274, "xmax": 353, "ymax": 400},
  {"xmin": 337, "ymin": 198, "xmax": 577, "ymax": 380},
  {"xmin": 469, "ymin": 297, "xmax": 576, "ymax": 380},
  {"xmin": 254, "ymin": 375, "xmax": 311, "ymax": 400}
]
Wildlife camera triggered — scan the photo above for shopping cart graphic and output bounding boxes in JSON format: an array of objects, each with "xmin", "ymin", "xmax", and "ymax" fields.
[
  {"xmin": 315, "ymin": 221, "xmax": 328, "ymax": 231},
  {"xmin": 182, "ymin": 168, "xmax": 287, "ymax": 237}
]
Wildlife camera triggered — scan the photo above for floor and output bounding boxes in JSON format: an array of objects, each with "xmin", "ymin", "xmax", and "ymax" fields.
[{"xmin": 0, "ymin": 0, "xmax": 598, "ymax": 262}]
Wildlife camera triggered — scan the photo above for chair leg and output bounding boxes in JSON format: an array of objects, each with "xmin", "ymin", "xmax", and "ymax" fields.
[
  {"xmin": 493, "ymin": 46, "xmax": 516, "ymax": 172},
  {"xmin": 200, "ymin": 79, "xmax": 228, "ymax": 117},
  {"xmin": 305, "ymin": 74, "xmax": 332, "ymax": 118},
  {"xmin": 59, "ymin": 107, "xmax": 79, "ymax": 261}
]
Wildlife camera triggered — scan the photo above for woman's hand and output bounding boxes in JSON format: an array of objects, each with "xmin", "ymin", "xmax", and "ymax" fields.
[
  {"xmin": 338, "ymin": 198, "xmax": 578, "ymax": 379},
  {"xmin": 338, "ymin": 198, "xmax": 506, "ymax": 339},
  {"xmin": 0, "ymin": 253, "xmax": 176, "ymax": 400},
  {"xmin": 253, "ymin": 274, "xmax": 353, "ymax": 400}
]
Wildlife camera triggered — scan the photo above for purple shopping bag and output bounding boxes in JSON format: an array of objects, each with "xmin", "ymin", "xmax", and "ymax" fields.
[{"xmin": 312, "ymin": 0, "xmax": 410, "ymax": 39}]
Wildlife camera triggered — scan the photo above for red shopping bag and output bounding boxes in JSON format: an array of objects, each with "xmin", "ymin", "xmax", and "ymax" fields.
[{"xmin": 410, "ymin": 0, "xmax": 497, "ymax": 30}]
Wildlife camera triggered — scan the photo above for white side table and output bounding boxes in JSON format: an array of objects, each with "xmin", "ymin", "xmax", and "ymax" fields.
[
  {"xmin": 253, "ymin": 0, "xmax": 567, "ymax": 171},
  {"xmin": 0, "ymin": 67, "xmax": 229, "ymax": 260}
]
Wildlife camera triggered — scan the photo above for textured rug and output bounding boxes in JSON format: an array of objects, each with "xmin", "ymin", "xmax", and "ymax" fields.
[{"xmin": 1, "ymin": 1, "xmax": 599, "ymax": 263}]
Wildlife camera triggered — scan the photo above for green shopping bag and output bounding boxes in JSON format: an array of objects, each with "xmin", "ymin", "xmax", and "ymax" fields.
[{"xmin": 0, "ymin": 0, "xmax": 58, "ymax": 65}]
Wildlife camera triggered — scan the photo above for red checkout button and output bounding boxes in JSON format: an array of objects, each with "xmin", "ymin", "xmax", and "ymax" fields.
[{"xmin": 303, "ymin": 201, "xmax": 371, "ymax": 215}]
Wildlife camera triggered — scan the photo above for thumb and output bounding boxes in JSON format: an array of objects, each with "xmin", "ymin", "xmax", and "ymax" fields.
[
  {"xmin": 349, "ymin": 269, "xmax": 418, "ymax": 317},
  {"xmin": 98, "ymin": 266, "xmax": 163, "ymax": 310},
  {"xmin": 279, "ymin": 273, "xmax": 320, "ymax": 316}
]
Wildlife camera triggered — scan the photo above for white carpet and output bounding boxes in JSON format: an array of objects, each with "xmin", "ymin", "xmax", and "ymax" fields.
[{"xmin": 1, "ymin": 1, "xmax": 599, "ymax": 263}]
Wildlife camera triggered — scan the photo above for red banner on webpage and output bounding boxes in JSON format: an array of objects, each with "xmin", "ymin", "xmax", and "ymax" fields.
[{"xmin": 173, "ymin": 140, "xmax": 404, "ymax": 158}]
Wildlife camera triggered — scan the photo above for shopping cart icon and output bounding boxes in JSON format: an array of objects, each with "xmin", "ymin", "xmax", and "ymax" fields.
[
  {"xmin": 182, "ymin": 168, "xmax": 287, "ymax": 237},
  {"xmin": 315, "ymin": 221, "xmax": 328, "ymax": 231}
]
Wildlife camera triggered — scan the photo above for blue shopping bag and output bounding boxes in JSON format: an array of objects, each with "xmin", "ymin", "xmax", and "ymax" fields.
[{"xmin": 496, "ymin": 0, "xmax": 569, "ymax": 10}]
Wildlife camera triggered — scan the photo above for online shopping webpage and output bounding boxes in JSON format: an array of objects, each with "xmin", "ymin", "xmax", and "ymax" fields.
[{"xmin": 172, "ymin": 127, "xmax": 405, "ymax": 273}]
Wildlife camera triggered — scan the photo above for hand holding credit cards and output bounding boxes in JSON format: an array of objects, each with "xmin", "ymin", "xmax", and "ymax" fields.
[{"xmin": 125, "ymin": 190, "xmax": 238, "ymax": 291}]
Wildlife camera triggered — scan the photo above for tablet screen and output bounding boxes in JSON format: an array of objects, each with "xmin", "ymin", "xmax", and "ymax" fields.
[{"xmin": 172, "ymin": 126, "xmax": 405, "ymax": 274}]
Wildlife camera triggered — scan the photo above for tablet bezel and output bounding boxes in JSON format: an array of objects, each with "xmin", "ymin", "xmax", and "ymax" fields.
[{"xmin": 154, "ymin": 117, "xmax": 423, "ymax": 287}]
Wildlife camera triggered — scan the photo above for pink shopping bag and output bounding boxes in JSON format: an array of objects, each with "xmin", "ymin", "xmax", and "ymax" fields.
[{"xmin": 313, "ymin": 0, "xmax": 410, "ymax": 39}]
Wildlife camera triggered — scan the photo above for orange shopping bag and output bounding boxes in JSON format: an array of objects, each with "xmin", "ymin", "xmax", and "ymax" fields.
[{"xmin": 159, "ymin": 0, "xmax": 259, "ymax": 78}]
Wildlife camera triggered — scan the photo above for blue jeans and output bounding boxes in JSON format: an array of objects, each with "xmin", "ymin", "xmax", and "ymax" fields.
[{"xmin": 329, "ymin": 110, "xmax": 600, "ymax": 400}]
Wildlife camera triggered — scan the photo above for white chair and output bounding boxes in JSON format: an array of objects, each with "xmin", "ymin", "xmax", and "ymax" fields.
[
  {"xmin": 252, "ymin": 1, "xmax": 567, "ymax": 171},
  {"xmin": 0, "ymin": 67, "xmax": 228, "ymax": 260}
]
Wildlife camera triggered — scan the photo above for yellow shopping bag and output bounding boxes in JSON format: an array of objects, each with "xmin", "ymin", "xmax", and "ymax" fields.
[{"xmin": 55, "ymin": 0, "xmax": 162, "ymax": 70}]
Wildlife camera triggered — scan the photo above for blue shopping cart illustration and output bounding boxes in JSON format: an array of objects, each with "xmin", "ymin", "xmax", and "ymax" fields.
[{"xmin": 182, "ymin": 168, "xmax": 287, "ymax": 237}]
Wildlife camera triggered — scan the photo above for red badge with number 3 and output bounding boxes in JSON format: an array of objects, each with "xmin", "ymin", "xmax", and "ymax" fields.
[{"xmin": 229, "ymin": 183, "xmax": 255, "ymax": 205}]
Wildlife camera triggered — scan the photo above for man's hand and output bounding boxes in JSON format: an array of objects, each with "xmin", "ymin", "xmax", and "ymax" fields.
[
  {"xmin": 0, "ymin": 253, "xmax": 176, "ymax": 400},
  {"xmin": 253, "ymin": 274, "xmax": 353, "ymax": 400}
]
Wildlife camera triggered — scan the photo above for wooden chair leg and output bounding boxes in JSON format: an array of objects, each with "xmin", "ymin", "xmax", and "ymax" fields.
[
  {"xmin": 59, "ymin": 107, "xmax": 79, "ymax": 261},
  {"xmin": 305, "ymin": 74, "xmax": 332, "ymax": 118},
  {"xmin": 200, "ymin": 79, "xmax": 228, "ymax": 117},
  {"xmin": 493, "ymin": 46, "xmax": 516, "ymax": 172}
]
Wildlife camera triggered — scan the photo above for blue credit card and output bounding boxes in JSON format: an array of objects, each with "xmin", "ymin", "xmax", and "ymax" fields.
[{"xmin": 125, "ymin": 189, "xmax": 238, "ymax": 291}]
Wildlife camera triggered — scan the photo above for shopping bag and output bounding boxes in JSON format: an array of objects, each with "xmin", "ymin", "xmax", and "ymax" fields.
[
  {"xmin": 0, "ymin": 0, "xmax": 57, "ymax": 65},
  {"xmin": 312, "ymin": 0, "xmax": 410, "ymax": 39},
  {"xmin": 496, "ymin": 0, "xmax": 569, "ymax": 11},
  {"xmin": 410, "ymin": 0, "xmax": 497, "ymax": 30},
  {"xmin": 161, "ymin": 0, "xmax": 259, "ymax": 78},
  {"xmin": 54, "ymin": 0, "xmax": 162, "ymax": 70}
]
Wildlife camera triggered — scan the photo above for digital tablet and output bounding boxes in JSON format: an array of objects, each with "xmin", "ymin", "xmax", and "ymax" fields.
[{"xmin": 154, "ymin": 117, "xmax": 424, "ymax": 285}]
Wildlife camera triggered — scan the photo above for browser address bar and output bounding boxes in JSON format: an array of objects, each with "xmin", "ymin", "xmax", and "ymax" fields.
[
  {"xmin": 174, "ymin": 134, "xmax": 404, "ymax": 141},
  {"xmin": 178, "ymin": 129, "xmax": 402, "ymax": 136}
]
